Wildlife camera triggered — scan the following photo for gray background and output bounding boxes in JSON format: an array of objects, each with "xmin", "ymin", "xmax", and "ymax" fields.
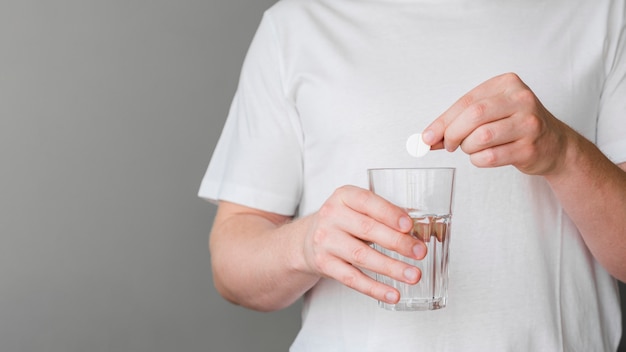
[{"xmin": 0, "ymin": 1, "xmax": 623, "ymax": 352}]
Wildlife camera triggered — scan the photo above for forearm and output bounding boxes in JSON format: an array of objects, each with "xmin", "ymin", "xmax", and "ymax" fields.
[
  {"xmin": 544, "ymin": 126, "xmax": 626, "ymax": 281},
  {"xmin": 210, "ymin": 207, "xmax": 319, "ymax": 312}
]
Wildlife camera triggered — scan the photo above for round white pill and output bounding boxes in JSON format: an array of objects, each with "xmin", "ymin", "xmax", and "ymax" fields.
[{"xmin": 406, "ymin": 133, "xmax": 430, "ymax": 158}]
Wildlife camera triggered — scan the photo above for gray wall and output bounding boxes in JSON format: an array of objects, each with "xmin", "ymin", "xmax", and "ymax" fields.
[
  {"xmin": 0, "ymin": 1, "xmax": 623, "ymax": 352},
  {"xmin": 1, "ymin": 1, "xmax": 300, "ymax": 351}
]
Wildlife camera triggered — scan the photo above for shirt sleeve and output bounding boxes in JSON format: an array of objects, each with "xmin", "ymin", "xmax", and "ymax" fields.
[
  {"xmin": 198, "ymin": 12, "xmax": 303, "ymax": 216},
  {"xmin": 597, "ymin": 1, "xmax": 626, "ymax": 165}
]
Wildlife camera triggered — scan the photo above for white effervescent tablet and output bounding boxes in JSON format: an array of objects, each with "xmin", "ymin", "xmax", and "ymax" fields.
[{"xmin": 406, "ymin": 133, "xmax": 430, "ymax": 158}]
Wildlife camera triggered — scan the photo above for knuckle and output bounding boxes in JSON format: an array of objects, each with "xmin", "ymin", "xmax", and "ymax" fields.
[
  {"xmin": 317, "ymin": 202, "xmax": 335, "ymax": 220},
  {"xmin": 390, "ymin": 232, "xmax": 406, "ymax": 252},
  {"xmin": 376, "ymin": 202, "xmax": 394, "ymax": 220},
  {"xmin": 335, "ymin": 185, "xmax": 371, "ymax": 209},
  {"xmin": 522, "ymin": 114, "xmax": 542, "ymax": 134},
  {"xmin": 317, "ymin": 205, "xmax": 329, "ymax": 219},
  {"xmin": 475, "ymin": 148, "xmax": 498, "ymax": 167},
  {"xmin": 310, "ymin": 227, "xmax": 329, "ymax": 247},
  {"xmin": 459, "ymin": 93, "xmax": 474, "ymax": 108},
  {"xmin": 355, "ymin": 189, "xmax": 373, "ymax": 209},
  {"xmin": 469, "ymin": 102, "xmax": 488, "ymax": 122},
  {"xmin": 378, "ymin": 256, "xmax": 397, "ymax": 278},
  {"xmin": 350, "ymin": 245, "xmax": 370, "ymax": 266},
  {"xmin": 340, "ymin": 271, "xmax": 359, "ymax": 289},
  {"xmin": 443, "ymin": 129, "xmax": 459, "ymax": 147},
  {"xmin": 358, "ymin": 217, "xmax": 376, "ymax": 236},
  {"xmin": 330, "ymin": 186, "xmax": 346, "ymax": 200},
  {"xmin": 364, "ymin": 282, "xmax": 378, "ymax": 299},
  {"xmin": 513, "ymin": 88, "xmax": 536, "ymax": 105},
  {"xmin": 476, "ymin": 126, "xmax": 495, "ymax": 145},
  {"xmin": 331, "ymin": 185, "xmax": 355, "ymax": 203},
  {"xmin": 484, "ymin": 149, "xmax": 498, "ymax": 166},
  {"xmin": 336, "ymin": 184, "xmax": 352, "ymax": 193},
  {"xmin": 501, "ymin": 72, "xmax": 521, "ymax": 84},
  {"xmin": 485, "ymin": 150, "xmax": 498, "ymax": 167}
]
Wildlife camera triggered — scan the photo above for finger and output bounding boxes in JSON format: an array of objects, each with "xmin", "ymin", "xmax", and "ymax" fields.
[
  {"xmin": 307, "ymin": 213, "xmax": 423, "ymax": 284},
  {"xmin": 334, "ymin": 186, "xmax": 413, "ymax": 233},
  {"xmin": 330, "ymin": 235, "xmax": 422, "ymax": 285},
  {"xmin": 316, "ymin": 188, "xmax": 426, "ymax": 260},
  {"xmin": 468, "ymin": 140, "xmax": 531, "ymax": 169},
  {"xmin": 442, "ymin": 93, "xmax": 516, "ymax": 152},
  {"xmin": 459, "ymin": 113, "xmax": 525, "ymax": 155},
  {"xmin": 422, "ymin": 81, "xmax": 493, "ymax": 147},
  {"xmin": 321, "ymin": 256, "xmax": 402, "ymax": 304},
  {"xmin": 327, "ymin": 206, "xmax": 426, "ymax": 260},
  {"xmin": 422, "ymin": 73, "xmax": 527, "ymax": 148},
  {"xmin": 427, "ymin": 140, "xmax": 445, "ymax": 151}
]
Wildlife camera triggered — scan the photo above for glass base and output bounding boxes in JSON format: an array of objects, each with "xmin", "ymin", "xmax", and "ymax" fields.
[{"xmin": 379, "ymin": 297, "xmax": 446, "ymax": 311}]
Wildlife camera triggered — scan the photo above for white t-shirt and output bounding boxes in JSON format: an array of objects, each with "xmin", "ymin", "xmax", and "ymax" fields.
[{"xmin": 200, "ymin": 0, "xmax": 626, "ymax": 350}]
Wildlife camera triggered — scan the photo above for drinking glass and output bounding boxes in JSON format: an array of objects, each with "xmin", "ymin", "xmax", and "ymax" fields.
[{"xmin": 368, "ymin": 167, "xmax": 455, "ymax": 311}]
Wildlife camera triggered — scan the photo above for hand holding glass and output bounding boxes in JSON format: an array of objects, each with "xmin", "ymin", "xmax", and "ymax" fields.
[{"xmin": 368, "ymin": 168, "xmax": 455, "ymax": 311}]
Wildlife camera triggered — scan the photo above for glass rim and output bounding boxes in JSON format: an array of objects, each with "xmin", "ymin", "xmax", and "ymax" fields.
[{"xmin": 367, "ymin": 167, "xmax": 456, "ymax": 172}]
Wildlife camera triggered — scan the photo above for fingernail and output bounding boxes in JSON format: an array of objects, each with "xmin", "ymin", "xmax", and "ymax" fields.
[
  {"xmin": 404, "ymin": 267, "xmax": 419, "ymax": 282},
  {"xmin": 385, "ymin": 291, "xmax": 399, "ymax": 303},
  {"xmin": 398, "ymin": 216, "xmax": 412, "ymax": 231},
  {"xmin": 413, "ymin": 244, "xmax": 427, "ymax": 259},
  {"xmin": 422, "ymin": 129, "xmax": 435, "ymax": 145}
]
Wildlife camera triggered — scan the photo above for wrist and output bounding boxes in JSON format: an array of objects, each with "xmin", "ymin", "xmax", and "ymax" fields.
[
  {"xmin": 543, "ymin": 121, "xmax": 579, "ymax": 176},
  {"xmin": 284, "ymin": 216, "xmax": 321, "ymax": 280},
  {"xmin": 544, "ymin": 123, "xmax": 595, "ymax": 185}
]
